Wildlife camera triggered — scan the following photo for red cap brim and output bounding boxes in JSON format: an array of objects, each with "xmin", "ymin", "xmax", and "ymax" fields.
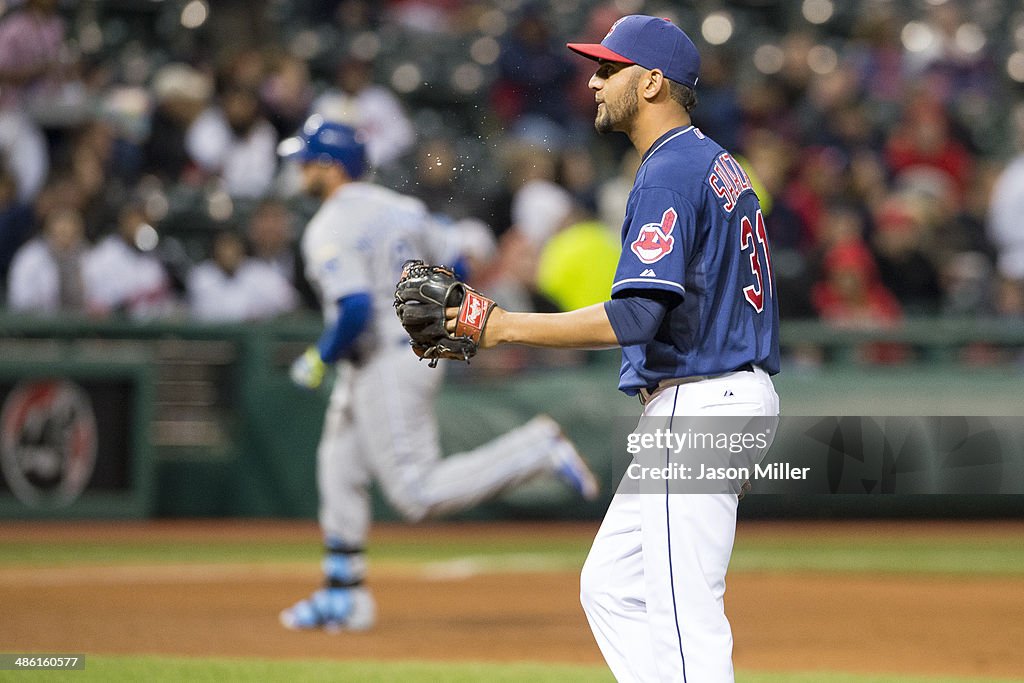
[{"xmin": 566, "ymin": 42, "xmax": 634, "ymax": 64}]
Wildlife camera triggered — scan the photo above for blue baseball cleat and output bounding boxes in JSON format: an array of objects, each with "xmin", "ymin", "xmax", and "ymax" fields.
[
  {"xmin": 279, "ymin": 587, "xmax": 376, "ymax": 632},
  {"xmin": 539, "ymin": 416, "xmax": 600, "ymax": 501}
]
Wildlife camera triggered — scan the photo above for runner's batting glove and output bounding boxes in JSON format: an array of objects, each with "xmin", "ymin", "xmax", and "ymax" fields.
[
  {"xmin": 290, "ymin": 346, "xmax": 327, "ymax": 389},
  {"xmin": 393, "ymin": 259, "xmax": 495, "ymax": 367}
]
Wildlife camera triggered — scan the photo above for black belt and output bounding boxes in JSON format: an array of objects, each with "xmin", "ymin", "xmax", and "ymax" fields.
[{"xmin": 637, "ymin": 363, "xmax": 757, "ymax": 405}]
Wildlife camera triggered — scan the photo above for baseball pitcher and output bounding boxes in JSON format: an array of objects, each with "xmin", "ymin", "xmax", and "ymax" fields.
[{"xmin": 394, "ymin": 16, "xmax": 781, "ymax": 682}]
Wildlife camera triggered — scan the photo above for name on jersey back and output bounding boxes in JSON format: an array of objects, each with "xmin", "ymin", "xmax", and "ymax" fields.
[{"xmin": 707, "ymin": 153, "xmax": 753, "ymax": 213}]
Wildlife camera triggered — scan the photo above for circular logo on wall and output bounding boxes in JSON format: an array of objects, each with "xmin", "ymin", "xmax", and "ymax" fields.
[{"xmin": 1, "ymin": 379, "xmax": 98, "ymax": 509}]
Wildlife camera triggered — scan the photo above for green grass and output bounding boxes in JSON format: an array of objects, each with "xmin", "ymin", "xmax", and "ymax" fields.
[
  {"xmin": 0, "ymin": 537, "xmax": 590, "ymax": 568},
  {"xmin": 730, "ymin": 536, "xmax": 1024, "ymax": 576},
  {"xmin": 11, "ymin": 655, "xmax": 1021, "ymax": 683},
  {"xmin": 740, "ymin": 674, "xmax": 1023, "ymax": 683},
  {"xmin": 17, "ymin": 655, "xmax": 614, "ymax": 683},
  {"xmin": 0, "ymin": 540, "xmax": 320, "ymax": 567},
  {"xmin": 1, "ymin": 533, "xmax": 1022, "ymax": 577}
]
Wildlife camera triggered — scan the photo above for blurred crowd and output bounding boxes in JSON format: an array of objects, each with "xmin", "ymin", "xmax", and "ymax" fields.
[{"xmin": 2, "ymin": 0, "xmax": 1024, "ymax": 330}]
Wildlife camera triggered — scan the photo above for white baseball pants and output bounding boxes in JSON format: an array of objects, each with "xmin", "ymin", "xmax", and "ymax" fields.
[
  {"xmin": 317, "ymin": 347, "xmax": 562, "ymax": 547},
  {"xmin": 581, "ymin": 367, "xmax": 779, "ymax": 682}
]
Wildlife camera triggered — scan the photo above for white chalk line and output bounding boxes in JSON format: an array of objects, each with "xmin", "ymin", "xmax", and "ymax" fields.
[{"xmin": 0, "ymin": 554, "xmax": 576, "ymax": 587}]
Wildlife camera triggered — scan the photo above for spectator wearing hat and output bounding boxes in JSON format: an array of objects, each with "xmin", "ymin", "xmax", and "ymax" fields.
[
  {"xmin": 812, "ymin": 240, "xmax": 902, "ymax": 328},
  {"xmin": 143, "ymin": 63, "xmax": 213, "ymax": 185},
  {"xmin": 869, "ymin": 195, "xmax": 942, "ymax": 315},
  {"xmin": 884, "ymin": 97, "xmax": 973, "ymax": 207}
]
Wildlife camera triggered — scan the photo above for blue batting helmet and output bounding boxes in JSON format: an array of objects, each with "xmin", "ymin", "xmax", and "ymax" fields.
[{"xmin": 279, "ymin": 116, "xmax": 367, "ymax": 179}]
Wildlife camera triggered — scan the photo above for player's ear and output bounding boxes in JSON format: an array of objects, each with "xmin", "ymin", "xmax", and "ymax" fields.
[{"xmin": 642, "ymin": 69, "xmax": 666, "ymax": 101}]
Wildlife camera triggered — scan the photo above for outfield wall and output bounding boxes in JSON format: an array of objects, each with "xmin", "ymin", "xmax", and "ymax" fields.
[{"xmin": 0, "ymin": 314, "xmax": 1021, "ymax": 519}]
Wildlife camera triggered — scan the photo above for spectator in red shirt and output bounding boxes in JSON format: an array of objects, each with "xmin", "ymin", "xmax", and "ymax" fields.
[
  {"xmin": 780, "ymin": 145, "xmax": 849, "ymax": 253},
  {"xmin": 813, "ymin": 240, "xmax": 908, "ymax": 362},
  {"xmin": 884, "ymin": 98, "xmax": 973, "ymax": 205},
  {"xmin": 812, "ymin": 240, "xmax": 902, "ymax": 328}
]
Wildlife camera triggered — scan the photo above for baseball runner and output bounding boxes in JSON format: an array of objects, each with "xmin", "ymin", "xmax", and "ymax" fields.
[
  {"xmin": 395, "ymin": 15, "xmax": 780, "ymax": 682},
  {"xmin": 277, "ymin": 117, "xmax": 599, "ymax": 632}
]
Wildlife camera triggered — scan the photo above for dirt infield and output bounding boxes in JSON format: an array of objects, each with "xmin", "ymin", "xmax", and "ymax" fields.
[{"xmin": 2, "ymin": 520, "xmax": 1023, "ymax": 679}]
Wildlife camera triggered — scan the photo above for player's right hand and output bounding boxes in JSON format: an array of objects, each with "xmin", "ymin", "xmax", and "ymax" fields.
[{"xmin": 290, "ymin": 346, "xmax": 327, "ymax": 389}]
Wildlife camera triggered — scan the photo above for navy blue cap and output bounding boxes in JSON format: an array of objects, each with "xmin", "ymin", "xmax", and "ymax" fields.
[
  {"xmin": 278, "ymin": 115, "xmax": 367, "ymax": 179},
  {"xmin": 567, "ymin": 15, "xmax": 701, "ymax": 89}
]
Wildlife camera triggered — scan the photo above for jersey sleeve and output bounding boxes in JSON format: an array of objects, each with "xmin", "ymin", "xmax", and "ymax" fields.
[
  {"xmin": 610, "ymin": 187, "xmax": 696, "ymax": 299},
  {"xmin": 305, "ymin": 231, "xmax": 373, "ymax": 305}
]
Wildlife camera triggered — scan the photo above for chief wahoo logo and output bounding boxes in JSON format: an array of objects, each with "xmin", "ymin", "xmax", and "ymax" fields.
[
  {"xmin": 631, "ymin": 207, "xmax": 676, "ymax": 264},
  {"xmin": 604, "ymin": 16, "xmax": 627, "ymax": 40}
]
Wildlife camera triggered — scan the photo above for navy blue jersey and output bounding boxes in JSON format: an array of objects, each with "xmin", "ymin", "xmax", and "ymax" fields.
[{"xmin": 611, "ymin": 125, "xmax": 780, "ymax": 395}]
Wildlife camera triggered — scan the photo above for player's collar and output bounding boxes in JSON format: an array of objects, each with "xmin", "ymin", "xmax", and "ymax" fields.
[{"xmin": 638, "ymin": 125, "xmax": 695, "ymax": 171}]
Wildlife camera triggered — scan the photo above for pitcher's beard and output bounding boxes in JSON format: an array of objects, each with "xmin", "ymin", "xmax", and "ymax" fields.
[
  {"xmin": 594, "ymin": 75, "xmax": 639, "ymax": 134},
  {"xmin": 594, "ymin": 105, "xmax": 614, "ymax": 134}
]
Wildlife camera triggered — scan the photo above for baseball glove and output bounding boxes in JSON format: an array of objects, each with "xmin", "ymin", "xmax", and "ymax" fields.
[{"xmin": 393, "ymin": 259, "xmax": 496, "ymax": 367}]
